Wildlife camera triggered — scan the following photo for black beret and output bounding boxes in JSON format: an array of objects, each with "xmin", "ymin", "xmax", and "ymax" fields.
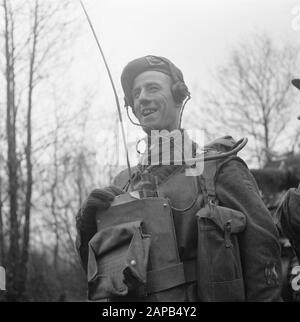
[{"xmin": 121, "ymin": 55, "xmax": 185, "ymax": 107}]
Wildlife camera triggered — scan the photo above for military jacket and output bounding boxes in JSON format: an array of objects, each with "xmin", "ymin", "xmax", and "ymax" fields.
[{"xmin": 76, "ymin": 137, "xmax": 282, "ymax": 301}]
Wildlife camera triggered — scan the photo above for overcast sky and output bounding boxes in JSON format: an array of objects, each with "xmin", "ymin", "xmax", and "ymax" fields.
[{"xmin": 75, "ymin": 0, "xmax": 300, "ymax": 89}]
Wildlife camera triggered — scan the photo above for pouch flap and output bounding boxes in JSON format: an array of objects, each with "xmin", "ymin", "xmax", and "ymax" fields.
[
  {"xmin": 123, "ymin": 227, "xmax": 151, "ymax": 289},
  {"xmin": 196, "ymin": 204, "xmax": 246, "ymax": 233},
  {"xmin": 89, "ymin": 220, "xmax": 143, "ymax": 256},
  {"xmin": 87, "ymin": 220, "xmax": 151, "ymax": 300}
]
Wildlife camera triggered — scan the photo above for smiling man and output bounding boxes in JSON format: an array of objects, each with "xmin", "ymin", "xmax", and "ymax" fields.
[
  {"xmin": 75, "ymin": 55, "xmax": 282, "ymax": 302},
  {"xmin": 126, "ymin": 58, "xmax": 185, "ymax": 133}
]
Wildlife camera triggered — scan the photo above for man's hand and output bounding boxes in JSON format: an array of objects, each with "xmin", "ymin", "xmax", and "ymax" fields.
[
  {"xmin": 80, "ymin": 186, "xmax": 124, "ymax": 225},
  {"xmin": 75, "ymin": 185, "xmax": 123, "ymax": 272}
]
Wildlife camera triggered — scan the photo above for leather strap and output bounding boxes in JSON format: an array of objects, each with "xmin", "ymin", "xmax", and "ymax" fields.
[
  {"xmin": 146, "ymin": 260, "xmax": 196, "ymax": 294},
  {"xmin": 203, "ymin": 161, "xmax": 218, "ymax": 203}
]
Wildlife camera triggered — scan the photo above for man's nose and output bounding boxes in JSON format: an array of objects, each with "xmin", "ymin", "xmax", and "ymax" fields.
[{"xmin": 138, "ymin": 89, "xmax": 151, "ymax": 107}]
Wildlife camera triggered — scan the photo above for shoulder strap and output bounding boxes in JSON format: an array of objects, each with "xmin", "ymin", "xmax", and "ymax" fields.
[
  {"xmin": 202, "ymin": 160, "xmax": 218, "ymax": 204},
  {"xmin": 199, "ymin": 135, "xmax": 237, "ymax": 204},
  {"xmin": 199, "ymin": 155, "xmax": 245, "ymax": 205}
]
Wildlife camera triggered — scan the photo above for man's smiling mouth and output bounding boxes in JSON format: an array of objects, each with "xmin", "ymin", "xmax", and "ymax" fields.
[{"xmin": 141, "ymin": 108, "xmax": 158, "ymax": 117}]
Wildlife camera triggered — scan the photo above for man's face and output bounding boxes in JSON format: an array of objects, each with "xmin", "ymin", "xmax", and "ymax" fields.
[{"xmin": 132, "ymin": 71, "xmax": 180, "ymax": 133}]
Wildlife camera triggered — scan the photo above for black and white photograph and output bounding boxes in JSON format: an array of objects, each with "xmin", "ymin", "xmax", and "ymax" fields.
[{"xmin": 0, "ymin": 0, "xmax": 300, "ymax": 307}]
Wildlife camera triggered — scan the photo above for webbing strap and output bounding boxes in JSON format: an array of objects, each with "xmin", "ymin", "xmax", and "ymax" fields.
[
  {"xmin": 146, "ymin": 260, "xmax": 196, "ymax": 294},
  {"xmin": 202, "ymin": 160, "xmax": 218, "ymax": 202},
  {"xmin": 201, "ymin": 155, "xmax": 243, "ymax": 204}
]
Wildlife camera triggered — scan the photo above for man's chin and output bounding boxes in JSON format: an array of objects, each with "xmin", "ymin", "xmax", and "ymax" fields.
[
  {"xmin": 139, "ymin": 119, "xmax": 162, "ymax": 132},
  {"xmin": 141, "ymin": 123, "xmax": 160, "ymax": 134}
]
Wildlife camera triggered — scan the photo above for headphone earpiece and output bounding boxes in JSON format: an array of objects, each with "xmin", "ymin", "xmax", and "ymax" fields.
[{"xmin": 171, "ymin": 81, "xmax": 190, "ymax": 105}]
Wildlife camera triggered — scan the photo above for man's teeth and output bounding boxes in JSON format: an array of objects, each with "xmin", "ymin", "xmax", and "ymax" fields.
[{"xmin": 142, "ymin": 109, "xmax": 156, "ymax": 116}]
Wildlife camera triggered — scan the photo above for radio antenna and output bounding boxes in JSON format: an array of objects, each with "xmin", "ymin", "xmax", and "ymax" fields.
[{"xmin": 80, "ymin": 0, "xmax": 133, "ymax": 189}]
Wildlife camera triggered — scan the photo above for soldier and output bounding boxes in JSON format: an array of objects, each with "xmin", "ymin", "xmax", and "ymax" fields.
[
  {"xmin": 75, "ymin": 55, "xmax": 282, "ymax": 301},
  {"xmin": 275, "ymin": 79, "xmax": 300, "ymax": 262}
]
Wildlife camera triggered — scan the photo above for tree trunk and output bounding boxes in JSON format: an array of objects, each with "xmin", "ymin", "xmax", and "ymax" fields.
[
  {"xmin": 18, "ymin": 0, "xmax": 39, "ymax": 300},
  {"xmin": 0, "ymin": 174, "xmax": 4, "ymax": 266},
  {"xmin": 4, "ymin": 0, "xmax": 20, "ymax": 301}
]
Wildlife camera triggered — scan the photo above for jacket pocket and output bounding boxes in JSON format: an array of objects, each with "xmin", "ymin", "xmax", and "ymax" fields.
[
  {"xmin": 196, "ymin": 203, "xmax": 246, "ymax": 301},
  {"xmin": 87, "ymin": 220, "xmax": 151, "ymax": 300}
]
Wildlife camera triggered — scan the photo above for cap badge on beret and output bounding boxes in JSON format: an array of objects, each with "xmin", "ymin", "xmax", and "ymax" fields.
[{"xmin": 145, "ymin": 55, "xmax": 165, "ymax": 66}]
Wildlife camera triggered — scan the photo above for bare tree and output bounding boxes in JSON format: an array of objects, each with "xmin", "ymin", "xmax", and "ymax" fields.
[
  {"xmin": 0, "ymin": 153, "xmax": 5, "ymax": 266},
  {"xmin": 1, "ymin": 0, "xmax": 76, "ymax": 300},
  {"xmin": 189, "ymin": 34, "xmax": 300, "ymax": 167},
  {"xmin": 33, "ymin": 89, "xmax": 100, "ymax": 281},
  {"xmin": 18, "ymin": 0, "xmax": 39, "ymax": 299},
  {"xmin": 3, "ymin": 0, "xmax": 19, "ymax": 300},
  {"xmin": 0, "ymin": 0, "xmax": 139, "ymax": 301}
]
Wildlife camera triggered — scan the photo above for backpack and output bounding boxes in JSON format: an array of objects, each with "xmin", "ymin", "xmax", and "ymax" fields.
[{"xmin": 196, "ymin": 156, "xmax": 247, "ymax": 301}]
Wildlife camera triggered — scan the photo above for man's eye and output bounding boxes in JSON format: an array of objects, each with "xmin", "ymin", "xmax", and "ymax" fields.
[{"xmin": 149, "ymin": 86, "xmax": 159, "ymax": 92}]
